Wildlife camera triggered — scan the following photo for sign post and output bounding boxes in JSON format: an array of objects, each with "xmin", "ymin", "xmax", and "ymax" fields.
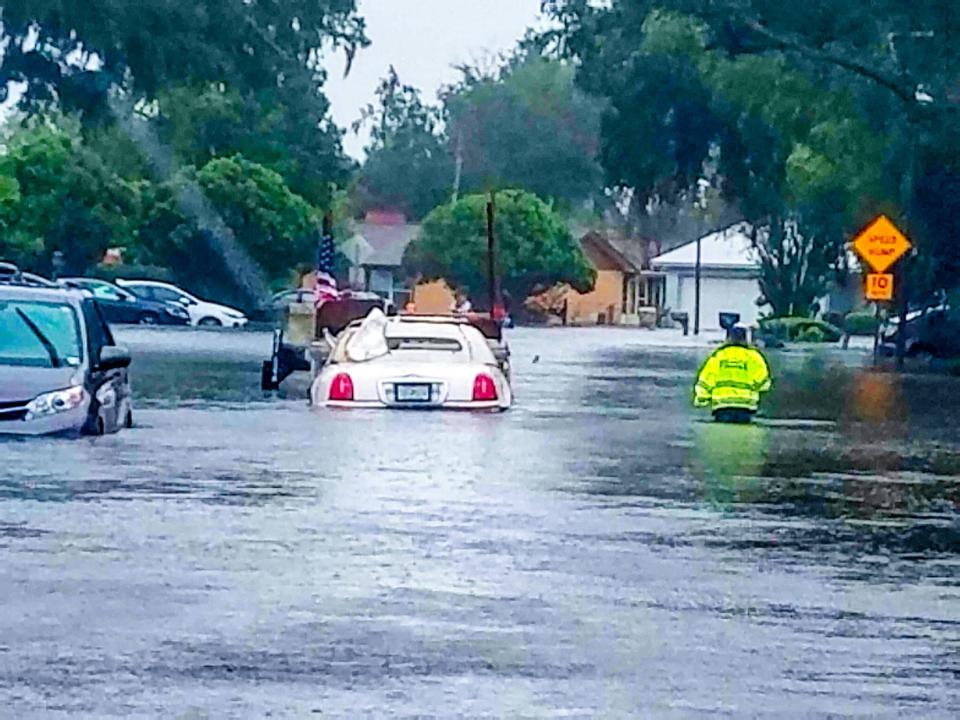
[{"xmin": 852, "ymin": 215, "xmax": 912, "ymax": 367}]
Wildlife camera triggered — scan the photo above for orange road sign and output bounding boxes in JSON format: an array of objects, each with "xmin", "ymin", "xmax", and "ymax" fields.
[
  {"xmin": 853, "ymin": 215, "xmax": 912, "ymax": 273},
  {"xmin": 866, "ymin": 273, "xmax": 894, "ymax": 302}
]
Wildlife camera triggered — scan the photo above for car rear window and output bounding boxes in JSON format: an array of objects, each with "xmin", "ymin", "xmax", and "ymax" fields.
[{"xmin": 387, "ymin": 337, "xmax": 463, "ymax": 352}]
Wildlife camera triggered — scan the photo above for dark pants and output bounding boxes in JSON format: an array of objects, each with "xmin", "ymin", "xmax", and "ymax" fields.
[{"xmin": 713, "ymin": 408, "xmax": 755, "ymax": 424}]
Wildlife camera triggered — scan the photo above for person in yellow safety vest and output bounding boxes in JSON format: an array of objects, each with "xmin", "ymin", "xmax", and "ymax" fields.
[{"xmin": 693, "ymin": 325, "xmax": 772, "ymax": 424}]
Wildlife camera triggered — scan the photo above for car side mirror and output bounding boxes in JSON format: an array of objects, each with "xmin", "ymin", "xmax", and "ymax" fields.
[{"xmin": 98, "ymin": 345, "xmax": 132, "ymax": 371}]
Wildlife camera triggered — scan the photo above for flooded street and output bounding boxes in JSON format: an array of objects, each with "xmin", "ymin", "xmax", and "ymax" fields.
[{"xmin": 1, "ymin": 327, "xmax": 958, "ymax": 718}]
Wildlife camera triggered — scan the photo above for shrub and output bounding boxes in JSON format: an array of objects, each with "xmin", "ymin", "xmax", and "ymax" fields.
[
  {"xmin": 798, "ymin": 325, "xmax": 826, "ymax": 343},
  {"xmin": 844, "ymin": 311, "xmax": 880, "ymax": 337},
  {"xmin": 759, "ymin": 316, "xmax": 842, "ymax": 343}
]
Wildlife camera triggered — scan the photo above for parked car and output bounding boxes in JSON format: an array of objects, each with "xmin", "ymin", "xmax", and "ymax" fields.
[
  {"xmin": 22, "ymin": 272, "xmax": 57, "ymax": 288},
  {"xmin": 0, "ymin": 274, "xmax": 133, "ymax": 436},
  {"xmin": 881, "ymin": 305, "xmax": 960, "ymax": 359},
  {"xmin": 311, "ymin": 312, "xmax": 512, "ymax": 411},
  {"xmin": 270, "ymin": 288, "xmax": 315, "ymax": 312},
  {"xmin": 59, "ymin": 278, "xmax": 190, "ymax": 326},
  {"xmin": 116, "ymin": 280, "xmax": 248, "ymax": 327},
  {"xmin": 0, "ymin": 263, "xmax": 57, "ymax": 288}
]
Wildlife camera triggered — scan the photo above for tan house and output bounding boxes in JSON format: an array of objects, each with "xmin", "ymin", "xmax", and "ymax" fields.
[{"xmin": 561, "ymin": 232, "xmax": 664, "ymax": 326}]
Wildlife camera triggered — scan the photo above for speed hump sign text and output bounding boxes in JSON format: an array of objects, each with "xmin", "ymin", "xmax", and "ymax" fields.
[
  {"xmin": 866, "ymin": 273, "xmax": 894, "ymax": 302},
  {"xmin": 853, "ymin": 215, "xmax": 912, "ymax": 273}
]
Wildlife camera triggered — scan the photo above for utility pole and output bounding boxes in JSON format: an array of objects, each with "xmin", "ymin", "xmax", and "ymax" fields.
[
  {"xmin": 887, "ymin": 31, "xmax": 932, "ymax": 370},
  {"xmin": 694, "ymin": 235, "xmax": 702, "ymax": 336},
  {"xmin": 452, "ymin": 130, "xmax": 464, "ymax": 204},
  {"xmin": 486, "ymin": 190, "xmax": 501, "ymax": 317},
  {"xmin": 692, "ymin": 173, "xmax": 715, "ymax": 337}
]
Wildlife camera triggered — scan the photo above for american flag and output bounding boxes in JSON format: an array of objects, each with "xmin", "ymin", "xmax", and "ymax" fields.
[{"xmin": 314, "ymin": 230, "xmax": 340, "ymax": 309}]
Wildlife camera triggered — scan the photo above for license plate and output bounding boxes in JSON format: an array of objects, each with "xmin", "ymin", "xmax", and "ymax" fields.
[{"xmin": 395, "ymin": 384, "xmax": 432, "ymax": 403}]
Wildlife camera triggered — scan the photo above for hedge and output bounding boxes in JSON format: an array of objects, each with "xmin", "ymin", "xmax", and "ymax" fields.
[
  {"xmin": 843, "ymin": 311, "xmax": 881, "ymax": 337},
  {"xmin": 759, "ymin": 316, "xmax": 843, "ymax": 344}
]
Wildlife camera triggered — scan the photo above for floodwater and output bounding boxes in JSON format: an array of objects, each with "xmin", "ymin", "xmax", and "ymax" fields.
[{"xmin": 0, "ymin": 327, "xmax": 957, "ymax": 718}]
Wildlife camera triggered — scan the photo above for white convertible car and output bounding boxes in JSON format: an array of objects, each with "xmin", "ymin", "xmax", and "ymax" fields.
[{"xmin": 310, "ymin": 312, "xmax": 512, "ymax": 411}]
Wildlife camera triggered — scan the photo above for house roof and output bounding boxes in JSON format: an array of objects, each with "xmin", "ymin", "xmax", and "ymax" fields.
[
  {"xmin": 651, "ymin": 223, "xmax": 759, "ymax": 271},
  {"xmin": 581, "ymin": 232, "xmax": 646, "ymax": 273},
  {"xmin": 348, "ymin": 222, "xmax": 421, "ymax": 268}
]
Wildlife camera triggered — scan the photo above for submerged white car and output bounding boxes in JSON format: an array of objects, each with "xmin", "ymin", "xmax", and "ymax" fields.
[{"xmin": 311, "ymin": 313, "xmax": 512, "ymax": 411}]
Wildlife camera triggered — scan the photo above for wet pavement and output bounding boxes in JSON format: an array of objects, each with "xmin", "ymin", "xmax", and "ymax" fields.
[{"xmin": 0, "ymin": 327, "xmax": 958, "ymax": 718}]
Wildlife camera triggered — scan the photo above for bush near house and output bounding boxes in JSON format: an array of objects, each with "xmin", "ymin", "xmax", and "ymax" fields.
[
  {"xmin": 843, "ymin": 311, "xmax": 881, "ymax": 337},
  {"xmin": 759, "ymin": 317, "xmax": 843, "ymax": 344},
  {"xmin": 524, "ymin": 284, "xmax": 571, "ymax": 324},
  {"xmin": 798, "ymin": 326, "xmax": 827, "ymax": 343}
]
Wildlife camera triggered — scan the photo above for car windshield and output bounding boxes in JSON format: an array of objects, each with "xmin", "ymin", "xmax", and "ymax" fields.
[
  {"xmin": 86, "ymin": 282, "xmax": 130, "ymax": 301},
  {"xmin": 0, "ymin": 300, "xmax": 82, "ymax": 367}
]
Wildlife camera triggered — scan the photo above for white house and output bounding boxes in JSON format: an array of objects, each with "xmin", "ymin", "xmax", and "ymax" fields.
[{"xmin": 651, "ymin": 223, "xmax": 767, "ymax": 330}]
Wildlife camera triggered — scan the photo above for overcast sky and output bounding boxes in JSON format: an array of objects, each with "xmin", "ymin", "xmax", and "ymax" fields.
[{"xmin": 324, "ymin": 0, "xmax": 544, "ymax": 159}]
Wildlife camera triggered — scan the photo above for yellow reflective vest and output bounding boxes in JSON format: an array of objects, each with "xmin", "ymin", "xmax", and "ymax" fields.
[{"xmin": 694, "ymin": 344, "xmax": 772, "ymax": 412}]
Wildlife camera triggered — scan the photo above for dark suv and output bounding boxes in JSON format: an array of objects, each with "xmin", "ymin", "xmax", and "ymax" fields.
[
  {"xmin": 0, "ymin": 272, "xmax": 134, "ymax": 436},
  {"xmin": 59, "ymin": 278, "xmax": 190, "ymax": 326},
  {"xmin": 882, "ymin": 305, "xmax": 960, "ymax": 359}
]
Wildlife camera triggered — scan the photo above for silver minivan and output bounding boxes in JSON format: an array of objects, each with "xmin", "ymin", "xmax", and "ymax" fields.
[{"xmin": 0, "ymin": 278, "xmax": 133, "ymax": 436}]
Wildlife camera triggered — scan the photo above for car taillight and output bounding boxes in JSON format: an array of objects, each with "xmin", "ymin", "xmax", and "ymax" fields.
[
  {"xmin": 473, "ymin": 373, "xmax": 498, "ymax": 402},
  {"xmin": 329, "ymin": 373, "xmax": 354, "ymax": 401}
]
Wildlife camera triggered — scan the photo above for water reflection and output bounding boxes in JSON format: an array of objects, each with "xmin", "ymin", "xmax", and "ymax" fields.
[
  {"xmin": 691, "ymin": 420, "xmax": 770, "ymax": 510},
  {"xmin": 1, "ymin": 328, "xmax": 958, "ymax": 716}
]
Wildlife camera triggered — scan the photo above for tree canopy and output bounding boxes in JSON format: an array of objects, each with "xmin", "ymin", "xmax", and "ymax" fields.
[
  {"xmin": 352, "ymin": 57, "xmax": 603, "ymax": 221},
  {"xmin": 404, "ymin": 190, "xmax": 595, "ymax": 304},
  {"xmin": 353, "ymin": 68, "xmax": 455, "ymax": 220},
  {"xmin": 1, "ymin": 1, "xmax": 366, "ymax": 112},
  {"xmin": 543, "ymin": 0, "xmax": 960, "ymax": 311},
  {"xmin": 0, "ymin": 1, "xmax": 363, "ymax": 302},
  {"xmin": 445, "ymin": 56, "xmax": 603, "ymax": 206}
]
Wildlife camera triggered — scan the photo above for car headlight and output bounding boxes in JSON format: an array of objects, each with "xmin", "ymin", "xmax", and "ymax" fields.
[
  {"xmin": 26, "ymin": 386, "xmax": 86, "ymax": 418},
  {"xmin": 225, "ymin": 311, "xmax": 246, "ymax": 320}
]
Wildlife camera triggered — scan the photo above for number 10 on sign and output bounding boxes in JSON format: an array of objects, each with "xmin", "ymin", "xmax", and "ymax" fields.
[{"xmin": 866, "ymin": 273, "xmax": 894, "ymax": 302}]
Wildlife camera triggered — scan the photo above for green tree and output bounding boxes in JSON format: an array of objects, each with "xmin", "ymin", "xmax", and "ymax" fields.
[
  {"xmin": 445, "ymin": 56, "xmax": 603, "ymax": 206},
  {"xmin": 122, "ymin": 155, "xmax": 320, "ymax": 306},
  {"xmin": 0, "ymin": 123, "xmax": 138, "ymax": 274},
  {"xmin": 195, "ymin": 155, "xmax": 319, "ymax": 280},
  {"xmin": 404, "ymin": 190, "xmax": 595, "ymax": 304},
  {"xmin": 354, "ymin": 68, "xmax": 455, "ymax": 220}
]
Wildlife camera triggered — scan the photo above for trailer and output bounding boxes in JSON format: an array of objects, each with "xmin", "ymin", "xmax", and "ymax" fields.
[
  {"xmin": 261, "ymin": 294, "xmax": 390, "ymax": 392},
  {"xmin": 261, "ymin": 297, "xmax": 510, "ymax": 393}
]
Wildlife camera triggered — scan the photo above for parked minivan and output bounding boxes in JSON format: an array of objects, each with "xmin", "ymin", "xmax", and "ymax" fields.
[{"xmin": 0, "ymin": 271, "xmax": 133, "ymax": 436}]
